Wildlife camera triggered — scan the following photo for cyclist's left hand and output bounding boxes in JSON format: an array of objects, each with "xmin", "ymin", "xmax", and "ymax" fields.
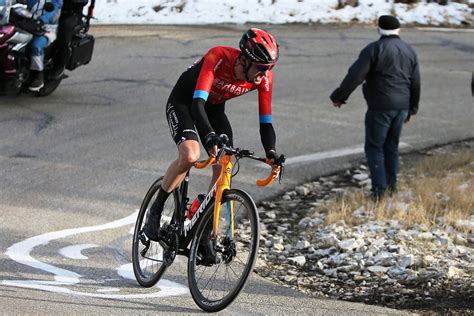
[{"xmin": 266, "ymin": 150, "xmax": 284, "ymax": 171}]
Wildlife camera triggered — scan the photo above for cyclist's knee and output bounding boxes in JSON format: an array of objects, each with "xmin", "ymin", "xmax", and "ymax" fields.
[
  {"xmin": 178, "ymin": 153, "xmax": 199, "ymax": 167},
  {"xmin": 178, "ymin": 141, "xmax": 200, "ymax": 167}
]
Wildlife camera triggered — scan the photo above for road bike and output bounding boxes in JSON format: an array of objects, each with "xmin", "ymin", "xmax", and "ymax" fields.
[{"xmin": 131, "ymin": 135, "xmax": 284, "ymax": 312}]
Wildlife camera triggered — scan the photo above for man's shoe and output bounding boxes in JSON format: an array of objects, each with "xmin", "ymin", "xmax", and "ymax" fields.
[
  {"xmin": 370, "ymin": 190, "xmax": 385, "ymax": 202},
  {"xmin": 29, "ymin": 71, "xmax": 44, "ymax": 92},
  {"xmin": 198, "ymin": 240, "xmax": 218, "ymax": 266},
  {"xmin": 143, "ymin": 207, "xmax": 161, "ymax": 241},
  {"xmin": 387, "ymin": 185, "xmax": 398, "ymax": 197}
]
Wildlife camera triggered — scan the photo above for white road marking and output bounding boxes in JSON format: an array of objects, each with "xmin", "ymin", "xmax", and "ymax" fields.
[
  {"xmin": 59, "ymin": 244, "xmax": 100, "ymax": 260},
  {"xmin": 1, "ymin": 211, "xmax": 188, "ymax": 298},
  {"xmin": 97, "ymin": 288, "xmax": 121, "ymax": 292},
  {"xmin": 276, "ymin": 142, "xmax": 411, "ymax": 167}
]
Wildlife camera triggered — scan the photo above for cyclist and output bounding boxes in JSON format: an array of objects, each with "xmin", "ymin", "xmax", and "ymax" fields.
[{"xmin": 144, "ymin": 28, "xmax": 283, "ymax": 247}]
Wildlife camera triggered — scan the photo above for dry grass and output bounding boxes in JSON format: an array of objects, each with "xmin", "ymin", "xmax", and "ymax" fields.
[{"xmin": 325, "ymin": 148, "xmax": 474, "ymax": 233}]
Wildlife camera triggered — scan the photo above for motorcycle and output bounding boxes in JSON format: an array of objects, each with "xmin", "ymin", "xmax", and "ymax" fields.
[{"xmin": 0, "ymin": 0, "xmax": 95, "ymax": 96}]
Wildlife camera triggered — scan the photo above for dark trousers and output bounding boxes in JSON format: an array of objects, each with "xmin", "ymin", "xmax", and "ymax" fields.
[
  {"xmin": 55, "ymin": 13, "xmax": 82, "ymax": 69},
  {"xmin": 364, "ymin": 109, "xmax": 408, "ymax": 195}
]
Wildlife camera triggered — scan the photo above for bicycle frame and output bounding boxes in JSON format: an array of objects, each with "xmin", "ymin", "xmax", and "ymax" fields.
[
  {"xmin": 178, "ymin": 153, "xmax": 234, "ymax": 245},
  {"xmin": 168, "ymin": 143, "xmax": 282, "ymax": 257}
]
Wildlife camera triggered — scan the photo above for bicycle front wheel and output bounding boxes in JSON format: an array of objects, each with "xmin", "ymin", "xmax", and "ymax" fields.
[
  {"xmin": 132, "ymin": 177, "xmax": 179, "ymax": 287},
  {"xmin": 188, "ymin": 189, "xmax": 260, "ymax": 312}
]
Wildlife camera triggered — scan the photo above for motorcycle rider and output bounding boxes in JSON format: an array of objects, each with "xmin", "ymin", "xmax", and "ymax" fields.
[
  {"xmin": 27, "ymin": 0, "xmax": 63, "ymax": 91},
  {"xmin": 50, "ymin": 0, "xmax": 88, "ymax": 78}
]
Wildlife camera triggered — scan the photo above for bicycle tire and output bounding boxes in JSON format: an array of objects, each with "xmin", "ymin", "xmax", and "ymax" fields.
[
  {"xmin": 132, "ymin": 177, "xmax": 179, "ymax": 287},
  {"xmin": 187, "ymin": 189, "xmax": 260, "ymax": 312}
]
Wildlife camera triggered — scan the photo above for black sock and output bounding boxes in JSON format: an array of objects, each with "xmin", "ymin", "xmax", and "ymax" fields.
[{"xmin": 150, "ymin": 185, "xmax": 171, "ymax": 216}]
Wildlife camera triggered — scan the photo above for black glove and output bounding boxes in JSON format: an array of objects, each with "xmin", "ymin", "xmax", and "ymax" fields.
[
  {"xmin": 16, "ymin": 18, "xmax": 44, "ymax": 35},
  {"xmin": 35, "ymin": 18, "xmax": 44, "ymax": 29},
  {"xmin": 267, "ymin": 150, "xmax": 285, "ymax": 165},
  {"xmin": 204, "ymin": 132, "xmax": 220, "ymax": 151},
  {"xmin": 266, "ymin": 150, "xmax": 278, "ymax": 161}
]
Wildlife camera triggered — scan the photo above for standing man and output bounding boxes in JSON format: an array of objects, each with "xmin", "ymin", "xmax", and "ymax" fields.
[{"xmin": 330, "ymin": 15, "xmax": 420, "ymax": 199}]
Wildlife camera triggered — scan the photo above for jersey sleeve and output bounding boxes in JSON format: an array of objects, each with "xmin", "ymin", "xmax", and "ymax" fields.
[
  {"xmin": 257, "ymin": 71, "xmax": 273, "ymax": 123},
  {"xmin": 193, "ymin": 47, "xmax": 222, "ymax": 101}
]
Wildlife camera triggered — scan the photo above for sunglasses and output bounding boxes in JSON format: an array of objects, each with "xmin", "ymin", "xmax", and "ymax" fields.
[{"xmin": 255, "ymin": 64, "xmax": 274, "ymax": 71}]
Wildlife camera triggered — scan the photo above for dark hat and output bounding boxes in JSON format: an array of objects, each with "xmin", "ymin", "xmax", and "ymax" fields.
[{"xmin": 378, "ymin": 15, "xmax": 400, "ymax": 30}]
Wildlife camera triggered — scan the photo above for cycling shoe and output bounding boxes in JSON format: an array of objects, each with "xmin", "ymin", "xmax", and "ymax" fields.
[
  {"xmin": 143, "ymin": 208, "xmax": 161, "ymax": 241},
  {"xmin": 197, "ymin": 240, "xmax": 218, "ymax": 266}
]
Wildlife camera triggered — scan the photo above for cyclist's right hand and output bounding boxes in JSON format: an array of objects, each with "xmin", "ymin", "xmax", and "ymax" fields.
[{"xmin": 204, "ymin": 132, "xmax": 220, "ymax": 155}]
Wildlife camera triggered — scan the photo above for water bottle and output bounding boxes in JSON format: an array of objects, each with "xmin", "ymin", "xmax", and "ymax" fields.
[{"xmin": 187, "ymin": 194, "xmax": 206, "ymax": 220}]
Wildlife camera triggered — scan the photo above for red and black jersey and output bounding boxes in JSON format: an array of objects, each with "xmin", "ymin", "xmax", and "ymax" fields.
[
  {"xmin": 168, "ymin": 46, "xmax": 277, "ymax": 155},
  {"xmin": 176, "ymin": 46, "xmax": 273, "ymax": 124}
]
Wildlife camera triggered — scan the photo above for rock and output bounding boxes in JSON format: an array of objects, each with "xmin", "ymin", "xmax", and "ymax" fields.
[
  {"xmin": 265, "ymin": 211, "xmax": 277, "ymax": 219},
  {"xmin": 298, "ymin": 217, "xmax": 311, "ymax": 228},
  {"xmin": 337, "ymin": 264, "xmax": 358, "ymax": 273},
  {"xmin": 323, "ymin": 268, "xmax": 337, "ymax": 277},
  {"xmin": 399, "ymin": 254, "xmax": 415, "ymax": 268},
  {"xmin": 331, "ymin": 188, "xmax": 345, "ymax": 196},
  {"xmin": 273, "ymin": 243, "xmax": 285, "ymax": 251},
  {"xmin": 416, "ymin": 232, "xmax": 435, "ymax": 241},
  {"xmin": 447, "ymin": 266, "xmax": 465, "ymax": 278},
  {"xmin": 272, "ymin": 236, "xmax": 284, "ymax": 244},
  {"xmin": 289, "ymin": 256, "xmax": 306, "ymax": 267},
  {"xmin": 367, "ymin": 266, "xmax": 389, "ymax": 273},
  {"xmin": 317, "ymin": 260, "xmax": 325, "ymax": 270},
  {"xmin": 312, "ymin": 248, "xmax": 332, "ymax": 257},
  {"xmin": 296, "ymin": 240, "xmax": 311, "ymax": 250},
  {"xmin": 387, "ymin": 267, "xmax": 406, "ymax": 277},
  {"xmin": 318, "ymin": 234, "xmax": 340, "ymax": 248},
  {"xmin": 422, "ymin": 255, "xmax": 435, "ymax": 266},
  {"xmin": 454, "ymin": 234, "xmax": 467, "ymax": 245},
  {"xmin": 283, "ymin": 275, "xmax": 297, "ymax": 283},
  {"xmin": 455, "ymin": 219, "xmax": 474, "ymax": 232},
  {"xmin": 338, "ymin": 238, "xmax": 364, "ymax": 251},
  {"xmin": 371, "ymin": 237, "xmax": 386, "ymax": 247},
  {"xmin": 295, "ymin": 186, "xmax": 310, "ymax": 196},
  {"xmin": 353, "ymin": 173, "xmax": 369, "ymax": 181}
]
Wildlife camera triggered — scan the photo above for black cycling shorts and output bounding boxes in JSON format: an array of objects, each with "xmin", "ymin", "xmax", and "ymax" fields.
[{"xmin": 166, "ymin": 100, "xmax": 233, "ymax": 148}]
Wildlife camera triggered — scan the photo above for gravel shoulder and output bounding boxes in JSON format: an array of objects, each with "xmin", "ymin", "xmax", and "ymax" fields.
[{"xmin": 256, "ymin": 139, "xmax": 474, "ymax": 314}]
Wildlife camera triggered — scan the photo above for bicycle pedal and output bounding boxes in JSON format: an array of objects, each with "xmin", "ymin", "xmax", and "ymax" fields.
[
  {"xmin": 138, "ymin": 233, "xmax": 150, "ymax": 257},
  {"xmin": 163, "ymin": 250, "xmax": 176, "ymax": 267}
]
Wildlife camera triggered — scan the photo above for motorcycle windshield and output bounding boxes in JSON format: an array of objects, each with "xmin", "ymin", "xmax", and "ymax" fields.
[{"xmin": 0, "ymin": 0, "xmax": 12, "ymax": 26}]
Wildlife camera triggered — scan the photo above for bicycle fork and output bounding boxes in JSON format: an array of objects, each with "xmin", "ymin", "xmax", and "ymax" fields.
[{"xmin": 213, "ymin": 155, "xmax": 234, "ymax": 240}]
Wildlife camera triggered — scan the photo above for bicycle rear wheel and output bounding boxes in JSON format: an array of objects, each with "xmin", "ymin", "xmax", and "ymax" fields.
[
  {"xmin": 188, "ymin": 189, "xmax": 260, "ymax": 312},
  {"xmin": 132, "ymin": 177, "xmax": 179, "ymax": 287}
]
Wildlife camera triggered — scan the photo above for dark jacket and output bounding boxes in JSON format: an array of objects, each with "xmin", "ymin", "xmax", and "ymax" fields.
[
  {"xmin": 330, "ymin": 35, "xmax": 420, "ymax": 115},
  {"xmin": 62, "ymin": 0, "xmax": 88, "ymax": 14}
]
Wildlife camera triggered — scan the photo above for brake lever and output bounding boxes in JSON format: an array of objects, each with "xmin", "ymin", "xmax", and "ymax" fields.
[
  {"xmin": 278, "ymin": 164, "xmax": 285, "ymax": 184},
  {"xmin": 277, "ymin": 155, "xmax": 285, "ymax": 184}
]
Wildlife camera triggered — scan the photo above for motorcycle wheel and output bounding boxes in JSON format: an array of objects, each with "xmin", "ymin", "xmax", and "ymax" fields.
[{"xmin": 35, "ymin": 78, "xmax": 62, "ymax": 97}]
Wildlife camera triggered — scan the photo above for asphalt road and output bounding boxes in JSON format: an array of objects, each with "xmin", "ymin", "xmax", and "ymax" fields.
[{"xmin": 1, "ymin": 24, "xmax": 472, "ymax": 314}]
